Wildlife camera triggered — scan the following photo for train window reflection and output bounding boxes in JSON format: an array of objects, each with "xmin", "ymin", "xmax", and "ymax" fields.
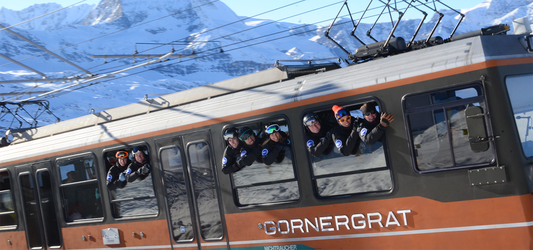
[
  {"xmin": 229, "ymin": 118, "xmax": 300, "ymax": 205},
  {"xmin": 160, "ymin": 146, "xmax": 194, "ymax": 242},
  {"xmin": 104, "ymin": 146, "xmax": 158, "ymax": 218},
  {"xmin": 305, "ymin": 104, "xmax": 393, "ymax": 197},
  {"xmin": 506, "ymin": 74, "xmax": 533, "ymax": 158},
  {"xmin": 187, "ymin": 141, "xmax": 223, "ymax": 240},
  {"xmin": 404, "ymin": 84, "xmax": 495, "ymax": 172},
  {"xmin": 0, "ymin": 170, "xmax": 16, "ymax": 228},
  {"xmin": 57, "ymin": 155, "xmax": 103, "ymax": 222}
]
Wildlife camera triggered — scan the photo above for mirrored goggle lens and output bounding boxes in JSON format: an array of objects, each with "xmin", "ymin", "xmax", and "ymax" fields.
[
  {"xmin": 265, "ymin": 124, "xmax": 280, "ymax": 134},
  {"xmin": 304, "ymin": 117, "xmax": 317, "ymax": 127},
  {"xmin": 223, "ymin": 131, "xmax": 235, "ymax": 141},
  {"xmin": 336, "ymin": 109, "xmax": 349, "ymax": 119}
]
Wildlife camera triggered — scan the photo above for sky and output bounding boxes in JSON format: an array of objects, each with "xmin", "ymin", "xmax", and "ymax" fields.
[{"xmin": 0, "ymin": 0, "xmax": 486, "ymax": 25}]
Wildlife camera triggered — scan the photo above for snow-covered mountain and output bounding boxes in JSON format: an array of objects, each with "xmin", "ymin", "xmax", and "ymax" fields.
[{"xmin": 0, "ymin": 0, "xmax": 531, "ymax": 131}]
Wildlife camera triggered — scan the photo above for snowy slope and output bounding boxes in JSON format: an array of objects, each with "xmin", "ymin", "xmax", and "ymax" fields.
[{"xmin": 0, "ymin": 0, "xmax": 531, "ymax": 130}]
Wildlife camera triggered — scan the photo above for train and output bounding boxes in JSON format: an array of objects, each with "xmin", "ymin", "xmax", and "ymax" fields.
[{"xmin": 0, "ymin": 6, "xmax": 533, "ymax": 250}]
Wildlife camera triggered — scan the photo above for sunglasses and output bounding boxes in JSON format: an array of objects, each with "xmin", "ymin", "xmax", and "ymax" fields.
[
  {"xmin": 239, "ymin": 129, "xmax": 254, "ymax": 141},
  {"xmin": 304, "ymin": 116, "xmax": 317, "ymax": 127},
  {"xmin": 364, "ymin": 110, "xmax": 377, "ymax": 116},
  {"xmin": 116, "ymin": 151, "xmax": 128, "ymax": 158},
  {"xmin": 265, "ymin": 124, "xmax": 280, "ymax": 134}
]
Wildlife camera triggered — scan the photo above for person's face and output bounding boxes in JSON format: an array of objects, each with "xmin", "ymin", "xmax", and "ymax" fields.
[
  {"xmin": 135, "ymin": 152, "xmax": 145, "ymax": 163},
  {"xmin": 338, "ymin": 115, "xmax": 352, "ymax": 128},
  {"xmin": 244, "ymin": 134, "xmax": 255, "ymax": 145},
  {"xmin": 364, "ymin": 111, "xmax": 377, "ymax": 123},
  {"xmin": 118, "ymin": 157, "xmax": 128, "ymax": 167},
  {"xmin": 228, "ymin": 137, "xmax": 240, "ymax": 148},
  {"xmin": 307, "ymin": 120, "xmax": 321, "ymax": 134},
  {"xmin": 270, "ymin": 131, "xmax": 281, "ymax": 142}
]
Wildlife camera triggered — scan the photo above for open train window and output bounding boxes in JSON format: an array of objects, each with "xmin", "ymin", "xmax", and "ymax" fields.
[
  {"xmin": 304, "ymin": 102, "xmax": 393, "ymax": 197},
  {"xmin": 56, "ymin": 154, "xmax": 104, "ymax": 222},
  {"xmin": 225, "ymin": 117, "xmax": 300, "ymax": 206},
  {"xmin": 0, "ymin": 170, "xmax": 16, "ymax": 228},
  {"xmin": 103, "ymin": 145, "xmax": 158, "ymax": 218},
  {"xmin": 403, "ymin": 84, "xmax": 495, "ymax": 173},
  {"xmin": 506, "ymin": 74, "xmax": 533, "ymax": 158}
]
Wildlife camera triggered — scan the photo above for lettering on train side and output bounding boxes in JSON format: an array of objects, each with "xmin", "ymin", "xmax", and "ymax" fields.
[{"xmin": 263, "ymin": 210, "xmax": 411, "ymax": 235}]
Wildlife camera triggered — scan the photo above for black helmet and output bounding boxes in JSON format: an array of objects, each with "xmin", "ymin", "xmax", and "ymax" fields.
[
  {"xmin": 303, "ymin": 113, "xmax": 319, "ymax": 127},
  {"xmin": 239, "ymin": 127, "xmax": 254, "ymax": 141},
  {"xmin": 223, "ymin": 127, "xmax": 239, "ymax": 141}
]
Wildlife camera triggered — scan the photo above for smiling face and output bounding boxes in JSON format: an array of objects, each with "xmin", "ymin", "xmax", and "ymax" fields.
[
  {"xmin": 134, "ymin": 152, "xmax": 145, "ymax": 163},
  {"xmin": 269, "ymin": 131, "xmax": 281, "ymax": 142},
  {"xmin": 338, "ymin": 115, "xmax": 352, "ymax": 128},
  {"xmin": 228, "ymin": 137, "xmax": 240, "ymax": 149},
  {"xmin": 308, "ymin": 120, "xmax": 321, "ymax": 134},
  {"xmin": 118, "ymin": 157, "xmax": 128, "ymax": 167},
  {"xmin": 244, "ymin": 134, "xmax": 255, "ymax": 145},
  {"xmin": 364, "ymin": 112, "xmax": 377, "ymax": 123}
]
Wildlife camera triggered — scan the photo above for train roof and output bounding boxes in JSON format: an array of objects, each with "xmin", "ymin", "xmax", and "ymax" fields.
[{"xmin": 1, "ymin": 31, "xmax": 532, "ymax": 164}]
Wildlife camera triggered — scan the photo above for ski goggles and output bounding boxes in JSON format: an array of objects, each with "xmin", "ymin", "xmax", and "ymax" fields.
[
  {"xmin": 335, "ymin": 109, "xmax": 351, "ymax": 122},
  {"xmin": 223, "ymin": 130, "xmax": 238, "ymax": 141},
  {"xmin": 265, "ymin": 124, "xmax": 281, "ymax": 134},
  {"xmin": 304, "ymin": 116, "xmax": 317, "ymax": 127},
  {"xmin": 132, "ymin": 146, "xmax": 142, "ymax": 154},
  {"xmin": 116, "ymin": 151, "xmax": 129, "ymax": 159},
  {"xmin": 239, "ymin": 129, "xmax": 254, "ymax": 141}
]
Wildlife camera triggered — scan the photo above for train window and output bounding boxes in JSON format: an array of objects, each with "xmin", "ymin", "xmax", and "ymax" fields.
[
  {"xmin": 186, "ymin": 141, "xmax": 223, "ymax": 240},
  {"xmin": 160, "ymin": 146, "xmax": 194, "ymax": 242},
  {"xmin": 304, "ymin": 103, "xmax": 393, "ymax": 197},
  {"xmin": 229, "ymin": 118, "xmax": 300, "ymax": 205},
  {"xmin": 104, "ymin": 146, "xmax": 158, "ymax": 218},
  {"xmin": 57, "ymin": 154, "xmax": 104, "ymax": 222},
  {"xmin": 506, "ymin": 74, "xmax": 533, "ymax": 158},
  {"xmin": 0, "ymin": 170, "xmax": 16, "ymax": 228},
  {"xmin": 404, "ymin": 84, "xmax": 495, "ymax": 172}
]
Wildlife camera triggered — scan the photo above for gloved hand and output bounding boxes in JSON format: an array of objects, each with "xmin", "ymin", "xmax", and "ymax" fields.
[
  {"xmin": 138, "ymin": 164, "xmax": 151, "ymax": 175},
  {"xmin": 119, "ymin": 172, "xmax": 126, "ymax": 182},
  {"xmin": 380, "ymin": 112, "xmax": 395, "ymax": 127},
  {"xmin": 107, "ymin": 174, "xmax": 113, "ymax": 182},
  {"xmin": 126, "ymin": 168, "xmax": 132, "ymax": 175}
]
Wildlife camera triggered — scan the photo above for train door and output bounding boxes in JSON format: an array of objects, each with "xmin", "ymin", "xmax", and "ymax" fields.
[
  {"xmin": 16, "ymin": 162, "xmax": 62, "ymax": 250},
  {"xmin": 158, "ymin": 130, "xmax": 227, "ymax": 249}
]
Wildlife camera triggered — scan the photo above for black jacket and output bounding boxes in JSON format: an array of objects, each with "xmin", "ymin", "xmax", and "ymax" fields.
[
  {"xmin": 106, "ymin": 160, "xmax": 131, "ymax": 190},
  {"xmin": 331, "ymin": 118, "xmax": 361, "ymax": 156},
  {"xmin": 261, "ymin": 131, "xmax": 290, "ymax": 165},
  {"xmin": 357, "ymin": 114, "xmax": 386, "ymax": 145},
  {"xmin": 127, "ymin": 155, "xmax": 151, "ymax": 182},
  {"xmin": 221, "ymin": 141, "xmax": 244, "ymax": 174},
  {"xmin": 305, "ymin": 123, "xmax": 334, "ymax": 157},
  {"xmin": 238, "ymin": 137, "xmax": 264, "ymax": 167}
]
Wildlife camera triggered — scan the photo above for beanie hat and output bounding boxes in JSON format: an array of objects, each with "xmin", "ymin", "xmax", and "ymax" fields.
[
  {"xmin": 332, "ymin": 105, "xmax": 345, "ymax": 115},
  {"xmin": 360, "ymin": 103, "xmax": 377, "ymax": 115}
]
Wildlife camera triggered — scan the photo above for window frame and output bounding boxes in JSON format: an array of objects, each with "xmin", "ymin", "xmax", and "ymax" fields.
[
  {"xmin": 222, "ymin": 115, "xmax": 301, "ymax": 208},
  {"xmin": 55, "ymin": 152, "xmax": 104, "ymax": 224},
  {"xmin": 101, "ymin": 143, "xmax": 159, "ymax": 220},
  {"xmin": 504, "ymin": 73, "xmax": 533, "ymax": 159},
  {"xmin": 302, "ymin": 98, "xmax": 395, "ymax": 199},
  {"xmin": 402, "ymin": 81, "xmax": 496, "ymax": 174},
  {"xmin": 0, "ymin": 168, "xmax": 17, "ymax": 230}
]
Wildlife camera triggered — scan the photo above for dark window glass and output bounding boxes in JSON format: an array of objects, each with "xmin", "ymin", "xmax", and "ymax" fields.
[
  {"xmin": 19, "ymin": 173, "xmax": 43, "ymax": 248},
  {"xmin": 187, "ymin": 141, "xmax": 223, "ymax": 240},
  {"xmin": 57, "ymin": 155, "xmax": 103, "ymax": 222},
  {"xmin": 160, "ymin": 147, "xmax": 194, "ymax": 242},
  {"xmin": 306, "ymin": 104, "xmax": 392, "ymax": 197},
  {"xmin": 0, "ymin": 170, "xmax": 16, "ymax": 228},
  {"xmin": 404, "ymin": 85, "xmax": 494, "ymax": 172},
  {"xmin": 36, "ymin": 169, "xmax": 61, "ymax": 247},
  {"xmin": 506, "ymin": 74, "xmax": 533, "ymax": 158},
  {"xmin": 104, "ymin": 146, "xmax": 158, "ymax": 217},
  {"xmin": 230, "ymin": 118, "xmax": 300, "ymax": 205}
]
